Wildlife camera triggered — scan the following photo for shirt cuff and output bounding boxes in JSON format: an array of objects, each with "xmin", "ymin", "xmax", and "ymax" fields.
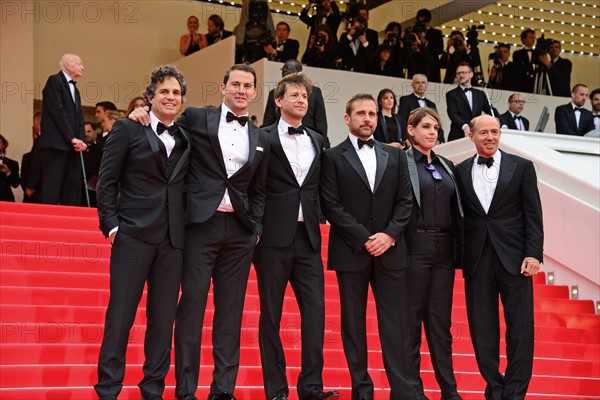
[{"xmin": 109, "ymin": 226, "xmax": 119, "ymax": 237}]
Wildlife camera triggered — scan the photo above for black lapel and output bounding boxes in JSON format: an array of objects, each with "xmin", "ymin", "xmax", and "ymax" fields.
[
  {"xmin": 458, "ymin": 155, "xmax": 486, "ymax": 215},
  {"xmin": 269, "ymin": 125, "xmax": 297, "ymax": 181},
  {"xmin": 303, "ymin": 129, "xmax": 322, "ymax": 185},
  {"xmin": 169, "ymin": 128, "xmax": 191, "ymax": 183},
  {"xmin": 207, "ymin": 107, "xmax": 226, "ymax": 173},
  {"xmin": 341, "ymin": 139, "xmax": 371, "ymax": 192},
  {"xmin": 143, "ymin": 125, "xmax": 166, "ymax": 175},
  {"xmin": 373, "ymin": 142, "xmax": 389, "ymax": 193},
  {"xmin": 406, "ymin": 148, "xmax": 420, "ymax": 207},
  {"xmin": 232, "ymin": 122, "xmax": 260, "ymax": 178},
  {"xmin": 488, "ymin": 151, "xmax": 517, "ymax": 213}
]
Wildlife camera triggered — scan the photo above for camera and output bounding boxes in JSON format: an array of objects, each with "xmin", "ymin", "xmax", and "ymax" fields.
[
  {"xmin": 452, "ymin": 38, "xmax": 464, "ymax": 51},
  {"xmin": 536, "ymin": 35, "xmax": 553, "ymax": 54},
  {"xmin": 315, "ymin": 34, "xmax": 326, "ymax": 47},
  {"xmin": 385, "ymin": 32, "xmax": 398, "ymax": 45},
  {"xmin": 489, "ymin": 50, "xmax": 501, "ymax": 66},
  {"xmin": 354, "ymin": 26, "xmax": 365, "ymax": 37},
  {"xmin": 466, "ymin": 24, "xmax": 485, "ymax": 48}
]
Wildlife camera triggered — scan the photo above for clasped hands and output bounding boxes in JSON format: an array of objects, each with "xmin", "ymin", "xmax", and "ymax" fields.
[{"xmin": 364, "ymin": 232, "xmax": 394, "ymax": 257}]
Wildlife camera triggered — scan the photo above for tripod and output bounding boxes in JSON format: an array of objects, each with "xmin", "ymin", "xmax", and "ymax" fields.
[{"xmin": 534, "ymin": 68, "xmax": 553, "ymax": 96}]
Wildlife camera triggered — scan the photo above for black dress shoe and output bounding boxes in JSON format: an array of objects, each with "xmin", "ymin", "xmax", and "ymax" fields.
[
  {"xmin": 177, "ymin": 395, "xmax": 198, "ymax": 400},
  {"xmin": 207, "ymin": 392, "xmax": 235, "ymax": 400}
]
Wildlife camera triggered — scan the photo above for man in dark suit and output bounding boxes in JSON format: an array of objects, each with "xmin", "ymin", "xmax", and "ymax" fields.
[
  {"xmin": 456, "ymin": 115, "xmax": 543, "ymax": 400},
  {"xmin": 512, "ymin": 29, "xmax": 537, "ymax": 94},
  {"xmin": 254, "ymin": 73, "xmax": 339, "ymax": 400},
  {"xmin": 39, "ymin": 53, "xmax": 88, "ymax": 205},
  {"xmin": 21, "ymin": 112, "xmax": 43, "ymax": 203},
  {"xmin": 488, "ymin": 43, "xmax": 522, "ymax": 91},
  {"xmin": 299, "ymin": 0, "xmax": 341, "ymax": 45},
  {"xmin": 264, "ymin": 22, "xmax": 300, "ymax": 63},
  {"xmin": 206, "ymin": 14, "xmax": 233, "ymax": 46},
  {"xmin": 499, "ymin": 93, "xmax": 530, "ymax": 131},
  {"xmin": 95, "ymin": 65, "xmax": 190, "ymax": 400},
  {"xmin": 398, "ymin": 74, "xmax": 442, "ymax": 141},
  {"xmin": 320, "ymin": 94, "xmax": 419, "ymax": 400},
  {"xmin": 338, "ymin": 17, "xmax": 377, "ymax": 73},
  {"xmin": 446, "ymin": 62, "xmax": 492, "ymax": 141},
  {"xmin": 416, "ymin": 8, "xmax": 443, "ymax": 83},
  {"xmin": 0, "ymin": 134, "xmax": 20, "ymax": 202},
  {"xmin": 537, "ymin": 40, "xmax": 572, "ymax": 97},
  {"xmin": 555, "ymin": 84, "xmax": 595, "ymax": 136},
  {"xmin": 262, "ymin": 60, "xmax": 329, "ymax": 147}
]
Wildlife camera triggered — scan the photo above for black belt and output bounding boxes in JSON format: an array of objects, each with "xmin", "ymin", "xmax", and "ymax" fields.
[{"xmin": 416, "ymin": 227, "xmax": 450, "ymax": 233}]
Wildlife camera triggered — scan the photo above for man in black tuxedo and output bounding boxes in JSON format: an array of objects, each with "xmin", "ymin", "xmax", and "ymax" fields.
[
  {"xmin": 206, "ymin": 14, "xmax": 233, "ymax": 46},
  {"xmin": 338, "ymin": 17, "xmax": 377, "ymax": 73},
  {"xmin": 537, "ymin": 40, "xmax": 572, "ymax": 97},
  {"xmin": 39, "ymin": 53, "xmax": 88, "ymax": 205},
  {"xmin": 262, "ymin": 60, "xmax": 329, "ymax": 147},
  {"xmin": 0, "ymin": 134, "xmax": 20, "ymax": 202},
  {"xmin": 591, "ymin": 88, "xmax": 600, "ymax": 131},
  {"xmin": 320, "ymin": 94, "xmax": 418, "ymax": 400},
  {"xmin": 416, "ymin": 8, "xmax": 443, "ymax": 83},
  {"xmin": 446, "ymin": 62, "xmax": 492, "ymax": 141},
  {"xmin": 254, "ymin": 73, "xmax": 339, "ymax": 400},
  {"xmin": 512, "ymin": 29, "xmax": 537, "ymax": 94},
  {"xmin": 499, "ymin": 93, "xmax": 530, "ymax": 131},
  {"xmin": 488, "ymin": 43, "xmax": 522, "ymax": 91},
  {"xmin": 264, "ymin": 22, "xmax": 300, "ymax": 63},
  {"xmin": 398, "ymin": 74, "xmax": 441, "ymax": 141},
  {"xmin": 555, "ymin": 84, "xmax": 595, "ymax": 136},
  {"xmin": 95, "ymin": 65, "xmax": 190, "ymax": 400},
  {"xmin": 455, "ymin": 115, "xmax": 543, "ymax": 400}
]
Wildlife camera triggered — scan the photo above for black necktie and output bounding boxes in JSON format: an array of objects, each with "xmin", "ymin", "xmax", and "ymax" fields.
[
  {"xmin": 157, "ymin": 122, "xmax": 178, "ymax": 136},
  {"xmin": 477, "ymin": 156, "xmax": 494, "ymax": 168},
  {"xmin": 574, "ymin": 107, "xmax": 582, "ymax": 112},
  {"xmin": 357, "ymin": 138, "xmax": 375, "ymax": 149},
  {"xmin": 288, "ymin": 125, "xmax": 304, "ymax": 135},
  {"xmin": 513, "ymin": 115, "xmax": 522, "ymax": 120},
  {"xmin": 226, "ymin": 111, "xmax": 249, "ymax": 126}
]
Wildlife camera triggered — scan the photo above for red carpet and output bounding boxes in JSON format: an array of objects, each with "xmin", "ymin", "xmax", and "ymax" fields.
[{"xmin": 1, "ymin": 202, "xmax": 599, "ymax": 399}]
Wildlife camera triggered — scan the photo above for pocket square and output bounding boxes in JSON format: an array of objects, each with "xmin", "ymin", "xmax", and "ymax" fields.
[{"xmin": 256, "ymin": 146, "xmax": 264, "ymax": 152}]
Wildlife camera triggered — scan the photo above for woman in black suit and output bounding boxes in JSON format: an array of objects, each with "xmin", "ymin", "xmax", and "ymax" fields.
[
  {"xmin": 0, "ymin": 133, "xmax": 20, "ymax": 202},
  {"xmin": 404, "ymin": 108, "xmax": 463, "ymax": 400},
  {"xmin": 301, "ymin": 24, "xmax": 338, "ymax": 69},
  {"xmin": 373, "ymin": 88, "xmax": 406, "ymax": 148}
]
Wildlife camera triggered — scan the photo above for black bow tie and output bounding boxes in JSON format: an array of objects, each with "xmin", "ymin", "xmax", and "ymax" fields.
[
  {"xmin": 477, "ymin": 156, "xmax": 494, "ymax": 168},
  {"xmin": 513, "ymin": 115, "xmax": 522, "ymax": 120},
  {"xmin": 69, "ymin": 80, "xmax": 76, "ymax": 86},
  {"xmin": 417, "ymin": 97, "xmax": 426, "ymax": 101},
  {"xmin": 288, "ymin": 125, "xmax": 304, "ymax": 135},
  {"xmin": 357, "ymin": 138, "xmax": 375, "ymax": 149},
  {"xmin": 595, "ymin": 115, "xmax": 600, "ymax": 119},
  {"xmin": 226, "ymin": 111, "xmax": 249, "ymax": 126},
  {"xmin": 573, "ymin": 107, "xmax": 583, "ymax": 112},
  {"xmin": 463, "ymin": 87, "xmax": 471, "ymax": 92},
  {"xmin": 157, "ymin": 122, "xmax": 178, "ymax": 136}
]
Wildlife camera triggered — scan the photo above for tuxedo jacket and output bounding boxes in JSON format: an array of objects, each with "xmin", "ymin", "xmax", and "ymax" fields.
[
  {"xmin": 455, "ymin": 150, "xmax": 543, "ymax": 278},
  {"xmin": 0, "ymin": 156, "xmax": 19, "ymax": 202},
  {"xmin": 404, "ymin": 148, "xmax": 463, "ymax": 267},
  {"xmin": 398, "ymin": 93, "xmax": 437, "ymax": 137},
  {"xmin": 262, "ymin": 87, "xmax": 329, "ymax": 146},
  {"xmin": 320, "ymin": 138, "xmax": 413, "ymax": 272},
  {"xmin": 39, "ymin": 71, "xmax": 85, "ymax": 151},
  {"xmin": 499, "ymin": 111, "xmax": 530, "ymax": 131},
  {"xmin": 555, "ymin": 104, "xmax": 595, "ymax": 136},
  {"xmin": 257, "ymin": 123, "xmax": 324, "ymax": 251},
  {"xmin": 177, "ymin": 106, "xmax": 269, "ymax": 236},
  {"xmin": 446, "ymin": 86, "xmax": 492, "ymax": 141},
  {"xmin": 338, "ymin": 34, "xmax": 376, "ymax": 73},
  {"xmin": 512, "ymin": 48, "xmax": 536, "ymax": 93},
  {"xmin": 207, "ymin": 30, "xmax": 233, "ymax": 46},
  {"xmin": 270, "ymin": 39, "xmax": 300, "ymax": 62},
  {"xmin": 373, "ymin": 111, "xmax": 404, "ymax": 143},
  {"xmin": 545, "ymin": 57, "xmax": 572, "ymax": 97},
  {"xmin": 97, "ymin": 119, "xmax": 190, "ymax": 248}
]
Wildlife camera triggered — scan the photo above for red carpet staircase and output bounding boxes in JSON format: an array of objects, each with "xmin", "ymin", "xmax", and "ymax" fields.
[{"xmin": 1, "ymin": 202, "xmax": 599, "ymax": 399}]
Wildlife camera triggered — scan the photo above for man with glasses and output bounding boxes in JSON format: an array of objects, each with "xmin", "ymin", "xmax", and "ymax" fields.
[
  {"xmin": 446, "ymin": 62, "xmax": 492, "ymax": 141},
  {"xmin": 499, "ymin": 93, "xmax": 529, "ymax": 131}
]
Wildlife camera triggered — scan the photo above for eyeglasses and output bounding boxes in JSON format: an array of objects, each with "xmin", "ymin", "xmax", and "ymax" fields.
[{"xmin": 425, "ymin": 163, "xmax": 442, "ymax": 181}]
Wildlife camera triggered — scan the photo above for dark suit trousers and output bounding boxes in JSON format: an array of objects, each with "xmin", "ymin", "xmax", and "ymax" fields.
[
  {"xmin": 407, "ymin": 233, "xmax": 460, "ymax": 400},
  {"xmin": 465, "ymin": 243, "xmax": 534, "ymax": 400},
  {"xmin": 175, "ymin": 212, "xmax": 256, "ymax": 397},
  {"xmin": 336, "ymin": 261, "xmax": 420, "ymax": 400},
  {"xmin": 41, "ymin": 148, "xmax": 83, "ymax": 206},
  {"xmin": 95, "ymin": 231, "xmax": 183, "ymax": 399},
  {"xmin": 254, "ymin": 223, "xmax": 325, "ymax": 400}
]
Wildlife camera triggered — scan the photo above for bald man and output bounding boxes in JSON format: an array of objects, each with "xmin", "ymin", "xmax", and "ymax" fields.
[{"xmin": 39, "ymin": 53, "xmax": 88, "ymax": 205}]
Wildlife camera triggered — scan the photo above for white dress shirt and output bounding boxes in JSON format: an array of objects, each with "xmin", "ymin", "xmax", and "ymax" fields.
[
  {"xmin": 571, "ymin": 102, "xmax": 583, "ymax": 128},
  {"xmin": 62, "ymin": 71, "xmax": 76, "ymax": 103},
  {"xmin": 150, "ymin": 112, "xmax": 176, "ymax": 157},
  {"xmin": 278, "ymin": 119, "xmax": 316, "ymax": 221},
  {"xmin": 217, "ymin": 104, "xmax": 250, "ymax": 212},
  {"xmin": 472, "ymin": 151, "xmax": 501, "ymax": 214},
  {"xmin": 349, "ymin": 133, "xmax": 376, "ymax": 192}
]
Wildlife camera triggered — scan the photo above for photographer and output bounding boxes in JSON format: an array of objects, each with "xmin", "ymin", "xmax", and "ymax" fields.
[
  {"xmin": 368, "ymin": 43, "xmax": 403, "ymax": 77},
  {"xmin": 338, "ymin": 16, "xmax": 375, "ymax": 72},
  {"xmin": 536, "ymin": 40, "xmax": 572, "ymax": 97},
  {"xmin": 440, "ymin": 31, "xmax": 473, "ymax": 84},
  {"xmin": 301, "ymin": 24, "xmax": 337, "ymax": 69},
  {"xmin": 488, "ymin": 43, "xmax": 521, "ymax": 91},
  {"xmin": 300, "ymin": 0, "xmax": 342, "ymax": 45},
  {"xmin": 263, "ymin": 22, "xmax": 299, "ymax": 63},
  {"xmin": 402, "ymin": 27, "xmax": 434, "ymax": 80},
  {"xmin": 415, "ymin": 8, "xmax": 443, "ymax": 83}
]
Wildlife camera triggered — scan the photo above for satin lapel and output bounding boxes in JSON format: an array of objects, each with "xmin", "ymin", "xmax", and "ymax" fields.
[
  {"xmin": 488, "ymin": 151, "xmax": 516, "ymax": 213},
  {"xmin": 143, "ymin": 126, "xmax": 166, "ymax": 175},
  {"xmin": 169, "ymin": 127, "xmax": 191, "ymax": 183},
  {"xmin": 459, "ymin": 89, "xmax": 470, "ymax": 111},
  {"xmin": 270, "ymin": 127, "xmax": 296, "ymax": 180},
  {"xmin": 406, "ymin": 148, "xmax": 420, "ymax": 207},
  {"xmin": 439, "ymin": 157, "xmax": 463, "ymax": 218},
  {"xmin": 303, "ymin": 130, "xmax": 322, "ymax": 185},
  {"xmin": 373, "ymin": 143, "xmax": 388, "ymax": 194},
  {"xmin": 207, "ymin": 107, "xmax": 227, "ymax": 173},
  {"xmin": 342, "ymin": 139, "xmax": 371, "ymax": 192},
  {"xmin": 459, "ymin": 155, "xmax": 486, "ymax": 214}
]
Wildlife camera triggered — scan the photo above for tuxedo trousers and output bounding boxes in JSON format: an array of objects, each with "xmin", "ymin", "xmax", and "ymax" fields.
[
  {"xmin": 95, "ymin": 231, "xmax": 182, "ymax": 399},
  {"xmin": 465, "ymin": 243, "xmax": 534, "ymax": 400},
  {"xmin": 175, "ymin": 212, "xmax": 257, "ymax": 397},
  {"xmin": 41, "ymin": 148, "xmax": 83, "ymax": 206},
  {"xmin": 254, "ymin": 223, "xmax": 326, "ymax": 400}
]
